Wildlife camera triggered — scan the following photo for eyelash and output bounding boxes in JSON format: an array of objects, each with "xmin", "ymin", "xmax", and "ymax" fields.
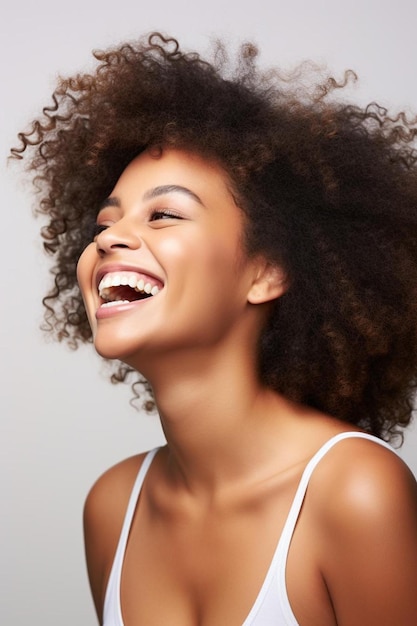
[
  {"xmin": 90, "ymin": 209, "xmax": 183, "ymax": 240},
  {"xmin": 91, "ymin": 224, "xmax": 108, "ymax": 240},
  {"xmin": 149, "ymin": 209, "xmax": 183, "ymax": 221}
]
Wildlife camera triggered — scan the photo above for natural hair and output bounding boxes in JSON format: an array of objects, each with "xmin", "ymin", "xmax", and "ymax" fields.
[{"xmin": 11, "ymin": 32, "xmax": 417, "ymax": 441}]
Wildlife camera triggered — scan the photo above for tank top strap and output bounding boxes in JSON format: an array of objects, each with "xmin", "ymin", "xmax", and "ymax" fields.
[
  {"xmin": 274, "ymin": 431, "xmax": 395, "ymax": 624},
  {"xmin": 103, "ymin": 447, "xmax": 159, "ymax": 626},
  {"xmin": 278, "ymin": 431, "xmax": 394, "ymax": 556}
]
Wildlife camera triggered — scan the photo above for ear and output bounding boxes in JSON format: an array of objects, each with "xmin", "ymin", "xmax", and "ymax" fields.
[{"xmin": 247, "ymin": 260, "xmax": 287, "ymax": 305}]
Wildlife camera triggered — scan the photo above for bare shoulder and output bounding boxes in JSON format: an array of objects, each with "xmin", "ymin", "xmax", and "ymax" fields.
[
  {"xmin": 84, "ymin": 452, "xmax": 148, "ymax": 525},
  {"xmin": 310, "ymin": 435, "xmax": 417, "ymax": 524},
  {"xmin": 83, "ymin": 452, "xmax": 150, "ymax": 622},
  {"xmin": 309, "ymin": 435, "xmax": 417, "ymax": 625}
]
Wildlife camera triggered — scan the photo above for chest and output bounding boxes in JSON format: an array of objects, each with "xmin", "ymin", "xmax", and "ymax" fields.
[{"xmin": 116, "ymin": 477, "xmax": 333, "ymax": 626}]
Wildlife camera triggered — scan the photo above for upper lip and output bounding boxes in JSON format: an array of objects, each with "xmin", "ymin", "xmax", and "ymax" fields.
[{"xmin": 94, "ymin": 263, "xmax": 165, "ymax": 291}]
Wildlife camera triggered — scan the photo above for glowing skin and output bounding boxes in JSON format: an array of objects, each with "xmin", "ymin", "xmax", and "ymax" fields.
[
  {"xmin": 77, "ymin": 148, "xmax": 282, "ymax": 378},
  {"xmin": 79, "ymin": 149, "xmax": 417, "ymax": 626}
]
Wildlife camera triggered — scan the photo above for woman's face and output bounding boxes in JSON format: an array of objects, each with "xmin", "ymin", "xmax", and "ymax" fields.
[{"xmin": 77, "ymin": 148, "xmax": 271, "ymax": 370}]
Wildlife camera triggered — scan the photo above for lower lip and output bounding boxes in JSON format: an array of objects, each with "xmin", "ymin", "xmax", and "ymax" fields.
[{"xmin": 96, "ymin": 299, "xmax": 152, "ymax": 319}]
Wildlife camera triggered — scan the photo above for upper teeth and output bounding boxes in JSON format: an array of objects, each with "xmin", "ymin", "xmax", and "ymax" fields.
[{"xmin": 98, "ymin": 273, "xmax": 161, "ymax": 299}]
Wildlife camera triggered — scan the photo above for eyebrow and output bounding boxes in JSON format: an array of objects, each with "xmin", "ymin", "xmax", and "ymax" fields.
[
  {"xmin": 98, "ymin": 184, "xmax": 204, "ymax": 213},
  {"xmin": 143, "ymin": 184, "xmax": 204, "ymax": 205},
  {"xmin": 98, "ymin": 197, "xmax": 121, "ymax": 211}
]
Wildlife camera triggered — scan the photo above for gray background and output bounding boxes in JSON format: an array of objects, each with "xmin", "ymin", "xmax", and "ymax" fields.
[{"xmin": 1, "ymin": 1, "xmax": 416, "ymax": 624}]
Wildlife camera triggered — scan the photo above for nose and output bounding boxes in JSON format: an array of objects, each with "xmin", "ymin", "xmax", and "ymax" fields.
[{"xmin": 95, "ymin": 219, "xmax": 142, "ymax": 255}]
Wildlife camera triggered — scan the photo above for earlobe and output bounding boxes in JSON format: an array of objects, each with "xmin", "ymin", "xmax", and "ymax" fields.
[{"xmin": 247, "ymin": 262, "xmax": 287, "ymax": 304}]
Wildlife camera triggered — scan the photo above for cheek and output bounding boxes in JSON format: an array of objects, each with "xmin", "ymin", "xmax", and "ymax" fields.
[
  {"xmin": 155, "ymin": 235, "xmax": 189, "ymax": 261},
  {"xmin": 76, "ymin": 245, "xmax": 97, "ymax": 330},
  {"xmin": 156, "ymin": 230, "xmax": 241, "ymax": 274},
  {"xmin": 76, "ymin": 244, "xmax": 94, "ymax": 290}
]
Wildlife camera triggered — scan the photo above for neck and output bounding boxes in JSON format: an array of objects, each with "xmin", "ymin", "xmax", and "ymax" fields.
[{"xmin": 132, "ymin": 344, "xmax": 298, "ymax": 495}]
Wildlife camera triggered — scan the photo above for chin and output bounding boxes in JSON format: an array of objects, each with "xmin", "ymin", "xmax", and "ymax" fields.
[
  {"xmin": 93, "ymin": 335, "xmax": 133, "ymax": 361},
  {"xmin": 93, "ymin": 346, "xmax": 123, "ymax": 363},
  {"xmin": 92, "ymin": 332, "xmax": 149, "ymax": 368}
]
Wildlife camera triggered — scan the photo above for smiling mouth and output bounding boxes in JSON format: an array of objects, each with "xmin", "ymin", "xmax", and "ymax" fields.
[{"xmin": 98, "ymin": 272, "xmax": 162, "ymax": 308}]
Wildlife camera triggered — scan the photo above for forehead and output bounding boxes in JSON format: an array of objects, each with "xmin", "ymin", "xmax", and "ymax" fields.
[{"xmin": 107, "ymin": 147, "xmax": 239, "ymax": 207}]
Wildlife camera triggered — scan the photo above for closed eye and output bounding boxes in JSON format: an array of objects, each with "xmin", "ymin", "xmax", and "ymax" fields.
[
  {"xmin": 149, "ymin": 209, "xmax": 184, "ymax": 221},
  {"xmin": 91, "ymin": 223, "xmax": 109, "ymax": 240}
]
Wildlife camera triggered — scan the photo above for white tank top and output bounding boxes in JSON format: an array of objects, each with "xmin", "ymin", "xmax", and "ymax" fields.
[{"xmin": 102, "ymin": 432, "xmax": 394, "ymax": 625}]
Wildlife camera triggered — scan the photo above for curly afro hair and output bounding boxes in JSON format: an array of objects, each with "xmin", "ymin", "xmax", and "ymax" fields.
[{"xmin": 11, "ymin": 32, "xmax": 417, "ymax": 441}]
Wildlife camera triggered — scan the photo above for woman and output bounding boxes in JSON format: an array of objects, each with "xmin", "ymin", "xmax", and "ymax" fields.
[{"xmin": 12, "ymin": 33, "xmax": 417, "ymax": 625}]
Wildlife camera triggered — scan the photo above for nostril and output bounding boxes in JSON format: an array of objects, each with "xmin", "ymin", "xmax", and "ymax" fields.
[
  {"xmin": 94, "ymin": 220, "xmax": 142, "ymax": 252},
  {"xmin": 96, "ymin": 239, "xmax": 139, "ymax": 255}
]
